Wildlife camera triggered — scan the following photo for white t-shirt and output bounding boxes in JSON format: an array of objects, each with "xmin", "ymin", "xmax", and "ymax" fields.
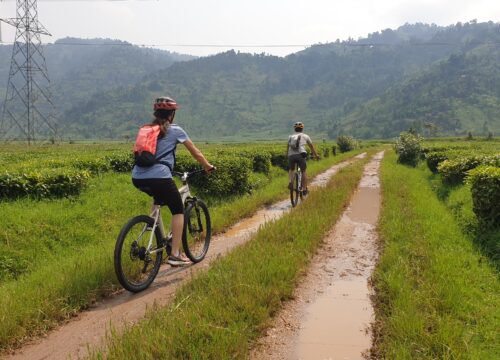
[{"xmin": 288, "ymin": 132, "xmax": 312, "ymax": 156}]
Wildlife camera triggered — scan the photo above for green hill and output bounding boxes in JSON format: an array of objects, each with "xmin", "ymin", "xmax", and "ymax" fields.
[
  {"xmin": 0, "ymin": 38, "xmax": 194, "ymax": 119},
  {"xmin": 2, "ymin": 22, "xmax": 499, "ymax": 140},
  {"xmin": 338, "ymin": 44, "xmax": 500, "ymax": 138}
]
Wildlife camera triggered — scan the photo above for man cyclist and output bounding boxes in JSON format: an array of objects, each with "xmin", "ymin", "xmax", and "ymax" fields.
[
  {"xmin": 287, "ymin": 122, "xmax": 319, "ymax": 195},
  {"xmin": 132, "ymin": 96, "xmax": 214, "ymax": 266}
]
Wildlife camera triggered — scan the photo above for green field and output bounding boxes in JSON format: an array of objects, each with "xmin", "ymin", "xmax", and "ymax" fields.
[
  {"xmin": 0, "ymin": 140, "xmax": 366, "ymax": 350},
  {"xmin": 372, "ymin": 138, "xmax": 499, "ymax": 359},
  {"xmin": 0, "ymin": 137, "xmax": 498, "ymax": 358}
]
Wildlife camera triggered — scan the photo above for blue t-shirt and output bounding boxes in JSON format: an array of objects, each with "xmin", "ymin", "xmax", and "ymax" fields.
[{"xmin": 132, "ymin": 124, "xmax": 189, "ymax": 179}]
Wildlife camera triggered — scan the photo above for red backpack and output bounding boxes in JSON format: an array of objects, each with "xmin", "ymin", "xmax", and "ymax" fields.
[{"xmin": 133, "ymin": 124, "xmax": 161, "ymax": 167}]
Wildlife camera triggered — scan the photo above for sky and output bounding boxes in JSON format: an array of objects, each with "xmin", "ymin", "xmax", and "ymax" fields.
[{"xmin": 0, "ymin": 0, "xmax": 499, "ymax": 57}]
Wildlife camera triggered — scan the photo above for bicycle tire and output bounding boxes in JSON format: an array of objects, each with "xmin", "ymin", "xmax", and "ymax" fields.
[
  {"xmin": 182, "ymin": 199, "xmax": 211, "ymax": 262},
  {"xmin": 114, "ymin": 215, "xmax": 163, "ymax": 293},
  {"xmin": 290, "ymin": 171, "xmax": 300, "ymax": 207}
]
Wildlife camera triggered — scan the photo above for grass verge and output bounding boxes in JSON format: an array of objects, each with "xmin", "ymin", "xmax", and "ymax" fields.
[
  {"xmin": 89, "ymin": 155, "xmax": 370, "ymax": 359},
  {"xmin": 372, "ymin": 151, "xmax": 500, "ymax": 359},
  {"xmin": 0, "ymin": 150, "xmax": 364, "ymax": 350}
]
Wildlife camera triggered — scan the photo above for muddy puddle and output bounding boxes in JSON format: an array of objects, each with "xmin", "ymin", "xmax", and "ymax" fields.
[
  {"xmin": 251, "ymin": 151, "xmax": 384, "ymax": 360},
  {"xmin": 2, "ymin": 154, "xmax": 366, "ymax": 360}
]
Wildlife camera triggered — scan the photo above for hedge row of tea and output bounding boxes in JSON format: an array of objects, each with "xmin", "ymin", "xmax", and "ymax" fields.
[
  {"xmin": 423, "ymin": 143, "xmax": 499, "ymax": 227},
  {"xmin": 0, "ymin": 143, "xmax": 338, "ymax": 200}
]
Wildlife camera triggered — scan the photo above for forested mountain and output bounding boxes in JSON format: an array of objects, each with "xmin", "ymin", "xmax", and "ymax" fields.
[
  {"xmin": 339, "ymin": 45, "xmax": 500, "ymax": 138},
  {"xmin": 0, "ymin": 38, "xmax": 194, "ymax": 118},
  {"xmin": 1, "ymin": 22, "xmax": 499, "ymax": 140}
]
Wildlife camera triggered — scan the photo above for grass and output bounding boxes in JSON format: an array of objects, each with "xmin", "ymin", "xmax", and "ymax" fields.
[
  {"xmin": 88, "ymin": 154, "xmax": 371, "ymax": 359},
  {"xmin": 0, "ymin": 149, "xmax": 365, "ymax": 350},
  {"xmin": 372, "ymin": 151, "xmax": 500, "ymax": 359}
]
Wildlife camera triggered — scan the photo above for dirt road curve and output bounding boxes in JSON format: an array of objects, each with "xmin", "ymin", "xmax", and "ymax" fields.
[
  {"xmin": 2, "ymin": 153, "xmax": 366, "ymax": 360},
  {"xmin": 250, "ymin": 151, "xmax": 384, "ymax": 360}
]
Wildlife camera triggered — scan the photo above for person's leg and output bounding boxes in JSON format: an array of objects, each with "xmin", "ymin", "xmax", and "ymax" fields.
[
  {"xmin": 158, "ymin": 179, "xmax": 190, "ymax": 265},
  {"xmin": 288, "ymin": 156, "xmax": 296, "ymax": 190},
  {"xmin": 301, "ymin": 171, "xmax": 308, "ymax": 190},
  {"xmin": 299, "ymin": 157, "xmax": 308, "ymax": 193},
  {"xmin": 170, "ymin": 214, "xmax": 184, "ymax": 256}
]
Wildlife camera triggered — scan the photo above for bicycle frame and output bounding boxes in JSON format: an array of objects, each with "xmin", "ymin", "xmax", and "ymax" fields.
[{"xmin": 144, "ymin": 171, "xmax": 196, "ymax": 255}]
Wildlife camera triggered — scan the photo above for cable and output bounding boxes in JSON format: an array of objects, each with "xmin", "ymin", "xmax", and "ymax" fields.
[{"xmin": 0, "ymin": 41, "xmax": 498, "ymax": 47}]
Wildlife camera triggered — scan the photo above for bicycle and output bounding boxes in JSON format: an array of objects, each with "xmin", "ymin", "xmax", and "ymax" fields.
[
  {"xmin": 114, "ymin": 169, "xmax": 211, "ymax": 293},
  {"xmin": 290, "ymin": 163, "xmax": 304, "ymax": 207},
  {"xmin": 289, "ymin": 154, "xmax": 320, "ymax": 207}
]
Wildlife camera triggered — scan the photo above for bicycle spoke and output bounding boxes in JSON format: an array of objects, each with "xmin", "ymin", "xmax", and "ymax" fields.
[{"xmin": 115, "ymin": 216, "xmax": 163, "ymax": 292}]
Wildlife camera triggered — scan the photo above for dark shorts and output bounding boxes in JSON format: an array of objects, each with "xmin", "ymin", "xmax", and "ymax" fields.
[
  {"xmin": 132, "ymin": 178, "xmax": 184, "ymax": 215},
  {"xmin": 288, "ymin": 153, "xmax": 307, "ymax": 171}
]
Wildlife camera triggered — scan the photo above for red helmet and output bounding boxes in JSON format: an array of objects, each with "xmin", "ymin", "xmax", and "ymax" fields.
[{"xmin": 153, "ymin": 96, "xmax": 179, "ymax": 111}]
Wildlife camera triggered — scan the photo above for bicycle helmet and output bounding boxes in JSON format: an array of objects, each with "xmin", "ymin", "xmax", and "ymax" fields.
[
  {"xmin": 153, "ymin": 96, "xmax": 179, "ymax": 110},
  {"xmin": 294, "ymin": 122, "xmax": 304, "ymax": 130}
]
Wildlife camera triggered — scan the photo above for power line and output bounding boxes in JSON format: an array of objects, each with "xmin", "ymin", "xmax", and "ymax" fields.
[{"xmin": 0, "ymin": 41, "xmax": 498, "ymax": 48}]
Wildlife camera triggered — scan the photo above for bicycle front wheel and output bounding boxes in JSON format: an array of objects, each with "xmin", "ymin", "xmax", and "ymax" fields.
[
  {"xmin": 114, "ymin": 215, "xmax": 163, "ymax": 293},
  {"xmin": 183, "ymin": 199, "xmax": 211, "ymax": 263}
]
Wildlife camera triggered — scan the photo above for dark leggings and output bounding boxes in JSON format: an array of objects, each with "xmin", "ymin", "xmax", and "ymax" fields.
[{"xmin": 132, "ymin": 178, "xmax": 184, "ymax": 215}]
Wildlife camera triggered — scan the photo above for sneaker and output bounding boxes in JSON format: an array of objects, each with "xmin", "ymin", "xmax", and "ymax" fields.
[{"xmin": 167, "ymin": 254, "xmax": 191, "ymax": 267}]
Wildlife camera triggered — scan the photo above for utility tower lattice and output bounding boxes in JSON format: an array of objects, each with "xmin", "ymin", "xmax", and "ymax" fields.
[{"xmin": 0, "ymin": 0, "xmax": 58, "ymax": 144}]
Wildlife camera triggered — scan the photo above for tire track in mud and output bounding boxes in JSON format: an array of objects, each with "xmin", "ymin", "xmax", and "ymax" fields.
[
  {"xmin": 250, "ymin": 151, "xmax": 384, "ymax": 360},
  {"xmin": 2, "ymin": 153, "xmax": 367, "ymax": 360}
]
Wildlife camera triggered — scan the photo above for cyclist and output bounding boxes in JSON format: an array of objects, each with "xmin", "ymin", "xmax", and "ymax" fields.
[
  {"xmin": 132, "ymin": 96, "xmax": 214, "ymax": 266},
  {"xmin": 287, "ymin": 122, "xmax": 319, "ymax": 195}
]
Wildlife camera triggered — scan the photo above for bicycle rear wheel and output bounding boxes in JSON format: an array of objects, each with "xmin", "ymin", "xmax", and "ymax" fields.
[
  {"xmin": 114, "ymin": 215, "xmax": 163, "ymax": 292},
  {"xmin": 290, "ymin": 171, "xmax": 301, "ymax": 207},
  {"xmin": 183, "ymin": 199, "xmax": 211, "ymax": 262}
]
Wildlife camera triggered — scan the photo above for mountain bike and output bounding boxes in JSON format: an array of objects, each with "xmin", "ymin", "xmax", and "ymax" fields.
[
  {"xmin": 290, "ymin": 164, "xmax": 304, "ymax": 207},
  {"xmin": 114, "ymin": 169, "xmax": 211, "ymax": 293},
  {"xmin": 289, "ymin": 154, "xmax": 320, "ymax": 207}
]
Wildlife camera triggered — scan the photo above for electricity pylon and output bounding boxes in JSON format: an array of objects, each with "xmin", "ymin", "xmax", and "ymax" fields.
[{"xmin": 0, "ymin": 0, "xmax": 58, "ymax": 144}]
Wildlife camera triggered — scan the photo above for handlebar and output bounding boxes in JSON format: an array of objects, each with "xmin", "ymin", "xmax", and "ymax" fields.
[{"xmin": 172, "ymin": 167, "xmax": 215, "ymax": 180}]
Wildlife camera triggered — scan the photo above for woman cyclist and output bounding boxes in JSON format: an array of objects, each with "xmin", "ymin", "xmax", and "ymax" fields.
[
  {"xmin": 132, "ymin": 96, "xmax": 214, "ymax": 266},
  {"xmin": 287, "ymin": 122, "xmax": 319, "ymax": 195}
]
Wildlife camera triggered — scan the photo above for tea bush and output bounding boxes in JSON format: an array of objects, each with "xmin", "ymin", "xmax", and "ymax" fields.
[
  {"xmin": 467, "ymin": 166, "xmax": 500, "ymax": 228},
  {"xmin": 235, "ymin": 150, "xmax": 272, "ymax": 174},
  {"xmin": 270, "ymin": 153, "xmax": 288, "ymax": 170},
  {"xmin": 0, "ymin": 169, "xmax": 91, "ymax": 199},
  {"xmin": 438, "ymin": 155, "xmax": 500, "ymax": 185},
  {"xmin": 394, "ymin": 132, "xmax": 422, "ymax": 167},
  {"xmin": 107, "ymin": 153, "xmax": 134, "ymax": 172},
  {"xmin": 337, "ymin": 135, "xmax": 357, "ymax": 153},
  {"xmin": 425, "ymin": 151, "xmax": 449, "ymax": 173},
  {"xmin": 318, "ymin": 145, "xmax": 330, "ymax": 158},
  {"xmin": 175, "ymin": 154, "xmax": 253, "ymax": 197}
]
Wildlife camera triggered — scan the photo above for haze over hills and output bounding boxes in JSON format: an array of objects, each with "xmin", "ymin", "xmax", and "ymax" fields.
[
  {"xmin": 0, "ymin": 38, "xmax": 194, "ymax": 125},
  {"xmin": 1, "ymin": 21, "xmax": 499, "ymax": 140}
]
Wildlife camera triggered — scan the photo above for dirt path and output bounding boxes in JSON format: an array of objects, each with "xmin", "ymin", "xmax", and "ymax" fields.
[
  {"xmin": 1, "ymin": 153, "xmax": 366, "ymax": 360},
  {"xmin": 250, "ymin": 151, "xmax": 384, "ymax": 360}
]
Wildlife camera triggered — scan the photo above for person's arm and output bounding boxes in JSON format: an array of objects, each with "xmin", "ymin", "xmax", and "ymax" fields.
[
  {"xmin": 183, "ymin": 139, "xmax": 214, "ymax": 172},
  {"xmin": 307, "ymin": 140, "xmax": 320, "ymax": 159}
]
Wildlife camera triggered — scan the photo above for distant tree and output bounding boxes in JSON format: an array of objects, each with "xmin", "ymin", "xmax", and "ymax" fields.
[
  {"xmin": 424, "ymin": 122, "xmax": 439, "ymax": 137},
  {"xmin": 408, "ymin": 126, "xmax": 419, "ymax": 136}
]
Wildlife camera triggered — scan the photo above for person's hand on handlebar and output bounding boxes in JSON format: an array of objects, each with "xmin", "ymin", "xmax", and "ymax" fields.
[{"xmin": 204, "ymin": 164, "xmax": 216, "ymax": 173}]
